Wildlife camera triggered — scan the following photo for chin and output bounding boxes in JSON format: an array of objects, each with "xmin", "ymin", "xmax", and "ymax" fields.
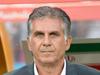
[{"xmin": 40, "ymin": 57, "xmax": 57, "ymax": 64}]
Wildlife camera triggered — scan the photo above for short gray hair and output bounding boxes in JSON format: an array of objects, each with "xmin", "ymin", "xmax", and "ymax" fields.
[{"xmin": 27, "ymin": 6, "xmax": 71, "ymax": 39}]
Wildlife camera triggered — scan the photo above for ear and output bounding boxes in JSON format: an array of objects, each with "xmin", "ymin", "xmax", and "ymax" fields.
[
  {"xmin": 27, "ymin": 37, "xmax": 32, "ymax": 51},
  {"xmin": 65, "ymin": 36, "xmax": 72, "ymax": 52}
]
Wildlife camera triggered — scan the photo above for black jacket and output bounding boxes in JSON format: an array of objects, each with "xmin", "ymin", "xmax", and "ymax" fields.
[{"xmin": 4, "ymin": 61, "xmax": 100, "ymax": 75}]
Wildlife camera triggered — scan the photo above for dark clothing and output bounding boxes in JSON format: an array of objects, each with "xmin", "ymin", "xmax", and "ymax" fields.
[{"xmin": 4, "ymin": 61, "xmax": 100, "ymax": 75}]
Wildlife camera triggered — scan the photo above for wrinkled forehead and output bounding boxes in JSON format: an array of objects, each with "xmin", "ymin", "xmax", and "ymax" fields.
[{"xmin": 30, "ymin": 17, "xmax": 65, "ymax": 32}]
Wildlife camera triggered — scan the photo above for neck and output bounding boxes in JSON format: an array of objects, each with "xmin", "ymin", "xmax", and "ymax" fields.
[{"xmin": 35, "ymin": 58, "xmax": 65, "ymax": 75}]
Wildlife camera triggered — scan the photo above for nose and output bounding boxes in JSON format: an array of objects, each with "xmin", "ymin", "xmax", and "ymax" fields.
[{"xmin": 43, "ymin": 35, "xmax": 51, "ymax": 47}]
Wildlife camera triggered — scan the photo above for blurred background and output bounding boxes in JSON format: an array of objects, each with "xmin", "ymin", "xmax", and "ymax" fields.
[{"xmin": 0, "ymin": 0, "xmax": 100, "ymax": 74}]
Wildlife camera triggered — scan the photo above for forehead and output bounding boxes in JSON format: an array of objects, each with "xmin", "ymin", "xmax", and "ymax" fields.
[{"xmin": 31, "ymin": 17, "xmax": 64, "ymax": 32}]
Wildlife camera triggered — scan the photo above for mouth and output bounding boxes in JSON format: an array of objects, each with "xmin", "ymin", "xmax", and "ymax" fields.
[
  {"xmin": 40, "ymin": 50, "xmax": 54, "ymax": 53},
  {"xmin": 40, "ymin": 48, "xmax": 55, "ymax": 57},
  {"xmin": 40, "ymin": 48, "xmax": 54, "ymax": 52},
  {"xmin": 40, "ymin": 51, "xmax": 54, "ymax": 57},
  {"xmin": 40, "ymin": 49, "xmax": 54, "ymax": 54}
]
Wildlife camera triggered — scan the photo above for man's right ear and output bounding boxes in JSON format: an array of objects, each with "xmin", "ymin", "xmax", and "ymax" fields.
[{"xmin": 27, "ymin": 37, "xmax": 32, "ymax": 51}]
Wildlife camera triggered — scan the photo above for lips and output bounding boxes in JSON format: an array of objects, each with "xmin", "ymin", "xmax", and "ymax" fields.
[
  {"xmin": 40, "ymin": 47, "xmax": 54, "ymax": 53},
  {"xmin": 40, "ymin": 48, "xmax": 55, "ymax": 57},
  {"xmin": 41, "ymin": 50, "xmax": 54, "ymax": 52},
  {"xmin": 40, "ymin": 48, "xmax": 54, "ymax": 53}
]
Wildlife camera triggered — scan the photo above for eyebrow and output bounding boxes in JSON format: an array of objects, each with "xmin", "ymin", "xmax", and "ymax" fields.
[
  {"xmin": 50, "ymin": 31, "xmax": 60, "ymax": 35},
  {"xmin": 33, "ymin": 30, "xmax": 60, "ymax": 34},
  {"xmin": 34, "ymin": 31, "xmax": 44, "ymax": 35}
]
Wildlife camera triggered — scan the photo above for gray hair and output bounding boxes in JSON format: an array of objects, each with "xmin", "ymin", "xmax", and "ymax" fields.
[{"xmin": 27, "ymin": 6, "xmax": 71, "ymax": 39}]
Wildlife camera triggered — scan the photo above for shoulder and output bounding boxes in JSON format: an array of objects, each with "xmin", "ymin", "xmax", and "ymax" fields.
[
  {"xmin": 4, "ymin": 64, "xmax": 34, "ymax": 75},
  {"xmin": 67, "ymin": 62, "xmax": 100, "ymax": 75}
]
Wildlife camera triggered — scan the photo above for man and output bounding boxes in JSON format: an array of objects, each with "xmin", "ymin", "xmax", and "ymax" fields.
[{"xmin": 4, "ymin": 6, "xmax": 100, "ymax": 75}]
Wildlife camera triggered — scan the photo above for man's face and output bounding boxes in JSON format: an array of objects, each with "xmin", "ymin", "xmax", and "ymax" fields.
[{"xmin": 28, "ymin": 17, "xmax": 71, "ymax": 64}]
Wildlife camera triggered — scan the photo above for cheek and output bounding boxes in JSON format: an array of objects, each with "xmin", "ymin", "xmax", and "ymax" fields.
[
  {"xmin": 52, "ymin": 39, "xmax": 66, "ymax": 52},
  {"xmin": 30, "ymin": 39, "xmax": 42, "ymax": 52}
]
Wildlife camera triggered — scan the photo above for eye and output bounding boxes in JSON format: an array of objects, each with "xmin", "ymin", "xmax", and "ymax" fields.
[
  {"xmin": 50, "ymin": 32, "xmax": 60, "ymax": 38},
  {"xmin": 34, "ymin": 31, "xmax": 44, "ymax": 38}
]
